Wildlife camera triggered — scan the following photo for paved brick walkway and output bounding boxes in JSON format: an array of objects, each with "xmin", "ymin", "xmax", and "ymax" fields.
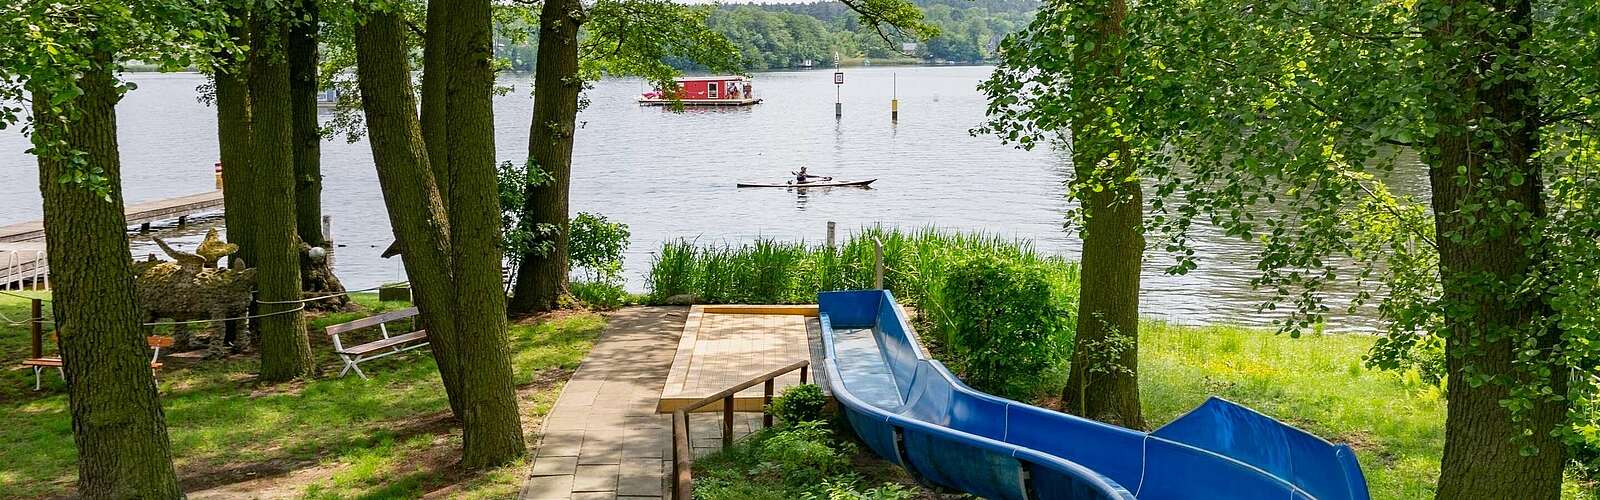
[{"xmin": 520, "ymin": 307, "xmax": 765, "ymax": 500}]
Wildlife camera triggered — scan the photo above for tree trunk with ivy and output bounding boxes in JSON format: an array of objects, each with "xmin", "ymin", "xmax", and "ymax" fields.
[
  {"xmin": 250, "ymin": 14, "xmax": 316, "ymax": 381},
  {"xmin": 1059, "ymin": 0, "xmax": 1145, "ymax": 430},
  {"xmin": 355, "ymin": 0, "xmax": 526, "ymax": 468},
  {"xmin": 506, "ymin": 0, "xmax": 586, "ymax": 316},
  {"xmin": 33, "ymin": 50, "xmax": 183, "ymax": 499},
  {"xmin": 1426, "ymin": 0, "xmax": 1567, "ymax": 497},
  {"xmin": 287, "ymin": 0, "xmax": 349, "ymax": 310}
]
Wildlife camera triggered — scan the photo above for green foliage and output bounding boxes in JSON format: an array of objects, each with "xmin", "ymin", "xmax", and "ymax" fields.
[
  {"xmin": 980, "ymin": 0, "xmax": 1600, "ymax": 475},
  {"xmin": 801, "ymin": 479, "xmax": 916, "ymax": 500},
  {"xmin": 0, "ymin": 293, "xmax": 601, "ymax": 497},
  {"xmin": 694, "ymin": 0, "xmax": 1033, "ymax": 70},
  {"xmin": 940, "ymin": 257, "xmax": 1070, "ymax": 399},
  {"xmin": 645, "ymin": 228, "xmax": 1081, "ymax": 339},
  {"xmin": 0, "ymin": 0, "xmax": 234, "ymax": 197},
  {"xmin": 767, "ymin": 384, "xmax": 830, "ymax": 426},
  {"xmin": 579, "ymin": 0, "xmax": 745, "ymax": 91},
  {"xmin": 755, "ymin": 421, "xmax": 852, "ymax": 485},
  {"xmin": 567, "ymin": 280, "xmax": 634, "ymax": 310},
  {"xmin": 694, "ymin": 420, "xmax": 918, "ymax": 499},
  {"xmin": 567, "ymin": 212, "xmax": 630, "ymax": 283}
]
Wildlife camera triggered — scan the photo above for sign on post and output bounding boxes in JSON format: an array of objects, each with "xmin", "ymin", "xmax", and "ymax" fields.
[{"xmin": 834, "ymin": 71, "xmax": 844, "ymax": 85}]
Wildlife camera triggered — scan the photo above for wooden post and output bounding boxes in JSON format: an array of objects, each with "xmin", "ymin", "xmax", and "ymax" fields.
[
  {"xmin": 800, "ymin": 365, "xmax": 809, "ymax": 384},
  {"xmin": 673, "ymin": 411, "xmax": 691, "ymax": 499},
  {"xmin": 722, "ymin": 395, "xmax": 735, "ymax": 450},
  {"xmin": 139, "ymin": 222, "xmax": 151, "ymax": 234},
  {"xmin": 763, "ymin": 379, "xmax": 775, "ymax": 428},
  {"xmin": 891, "ymin": 72, "xmax": 899, "ymax": 121},
  {"xmin": 874, "ymin": 239, "xmax": 884, "ymax": 289},
  {"xmin": 826, "ymin": 221, "xmax": 836, "ymax": 249},
  {"xmin": 30, "ymin": 298, "xmax": 43, "ymax": 359},
  {"xmin": 176, "ymin": 215, "xmax": 187, "ymax": 227},
  {"xmin": 322, "ymin": 215, "xmax": 334, "ymax": 267}
]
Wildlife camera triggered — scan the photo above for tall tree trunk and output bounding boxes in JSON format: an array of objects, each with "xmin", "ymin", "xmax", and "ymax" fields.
[
  {"xmin": 353, "ymin": 5, "xmax": 468, "ymax": 421},
  {"xmin": 434, "ymin": 0, "xmax": 528, "ymax": 468},
  {"xmin": 1426, "ymin": 0, "xmax": 1566, "ymax": 497},
  {"xmin": 357, "ymin": 0, "xmax": 526, "ymax": 468},
  {"xmin": 251, "ymin": 13, "xmax": 316, "ymax": 381},
  {"xmin": 419, "ymin": 0, "xmax": 452, "ymax": 204},
  {"xmin": 217, "ymin": 20, "xmax": 255, "ymax": 267},
  {"xmin": 506, "ymin": 0, "xmax": 586, "ymax": 315},
  {"xmin": 1059, "ymin": 0, "xmax": 1145, "ymax": 429},
  {"xmin": 33, "ymin": 51, "xmax": 183, "ymax": 499},
  {"xmin": 287, "ymin": 0, "xmax": 349, "ymax": 310}
]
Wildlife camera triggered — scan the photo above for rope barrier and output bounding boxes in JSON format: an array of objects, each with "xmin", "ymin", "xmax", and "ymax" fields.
[
  {"xmin": 141, "ymin": 304, "xmax": 306, "ymax": 327},
  {"xmin": 1, "ymin": 303, "xmax": 308, "ymax": 327},
  {"xmin": 0, "ymin": 290, "xmax": 46, "ymax": 302},
  {"xmin": 253, "ymin": 283, "xmax": 407, "ymax": 305}
]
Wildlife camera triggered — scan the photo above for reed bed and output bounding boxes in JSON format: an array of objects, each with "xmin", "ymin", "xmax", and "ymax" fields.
[{"xmin": 646, "ymin": 226, "xmax": 1082, "ymax": 348}]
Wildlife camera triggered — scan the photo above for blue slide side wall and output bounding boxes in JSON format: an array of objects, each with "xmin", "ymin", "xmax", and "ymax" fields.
[{"xmin": 818, "ymin": 290, "xmax": 1370, "ymax": 500}]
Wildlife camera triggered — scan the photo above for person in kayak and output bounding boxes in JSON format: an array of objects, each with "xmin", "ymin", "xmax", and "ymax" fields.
[{"xmin": 793, "ymin": 166, "xmax": 832, "ymax": 184}]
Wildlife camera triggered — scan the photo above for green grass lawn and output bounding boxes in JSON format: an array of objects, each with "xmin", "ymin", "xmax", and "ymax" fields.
[
  {"xmin": 1139, "ymin": 322, "xmax": 1444, "ymax": 499},
  {"xmin": 0, "ymin": 292, "xmax": 602, "ymax": 498}
]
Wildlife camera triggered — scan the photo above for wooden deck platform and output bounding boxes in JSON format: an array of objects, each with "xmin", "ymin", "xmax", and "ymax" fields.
[
  {"xmin": 657, "ymin": 305, "xmax": 828, "ymax": 413},
  {"xmin": 0, "ymin": 190, "xmax": 224, "ymax": 288}
]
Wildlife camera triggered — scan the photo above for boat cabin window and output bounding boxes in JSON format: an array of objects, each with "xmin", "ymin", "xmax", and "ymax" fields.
[{"xmin": 707, "ymin": 81, "xmax": 719, "ymax": 99}]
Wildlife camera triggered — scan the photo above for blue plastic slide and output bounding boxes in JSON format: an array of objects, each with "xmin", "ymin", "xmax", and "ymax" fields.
[{"xmin": 817, "ymin": 290, "xmax": 1370, "ymax": 500}]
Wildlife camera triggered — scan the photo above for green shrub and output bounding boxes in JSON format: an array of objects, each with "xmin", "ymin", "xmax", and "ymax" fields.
[
  {"xmin": 802, "ymin": 477, "xmax": 916, "ymax": 500},
  {"xmin": 939, "ymin": 256, "xmax": 1071, "ymax": 400},
  {"xmin": 569, "ymin": 280, "xmax": 632, "ymax": 310},
  {"xmin": 568, "ymin": 212, "xmax": 630, "ymax": 282},
  {"xmin": 756, "ymin": 421, "xmax": 850, "ymax": 485},
  {"xmin": 767, "ymin": 384, "xmax": 829, "ymax": 426}
]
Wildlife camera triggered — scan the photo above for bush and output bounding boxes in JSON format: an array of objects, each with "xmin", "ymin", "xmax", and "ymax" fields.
[
  {"xmin": 569, "ymin": 280, "xmax": 632, "ymax": 310},
  {"xmin": 568, "ymin": 212, "xmax": 630, "ymax": 282},
  {"xmin": 756, "ymin": 421, "xmax": 851, "ymax": 485},
  {"xmin": 767, "ymin": 384, "xmax": 829, "ymax": 426},
  {"xmin": 939, "ymin": 256, "xmax": 1071, "ymax": 400}
]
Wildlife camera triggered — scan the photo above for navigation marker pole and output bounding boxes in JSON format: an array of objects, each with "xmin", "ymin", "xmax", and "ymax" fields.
[
  {"xmin": 891, "ymin": 72, "xmax": 899, "ymax": 122},
  {"xmin": 834, "ymin": 69, "xmax": 844, "ymax": 118}
]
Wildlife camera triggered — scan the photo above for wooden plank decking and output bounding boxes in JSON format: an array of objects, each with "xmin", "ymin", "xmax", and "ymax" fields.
[
  {"xmin": 657, "ymin": 305, "xmax": 828, "ymax": 413},
  {"xmin": 0, "ymin": 190, "xmax": 224, "ymax": 288}
]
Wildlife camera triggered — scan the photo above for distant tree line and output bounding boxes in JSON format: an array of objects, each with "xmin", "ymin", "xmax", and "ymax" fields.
[{"xmin": 496, "ymin": 0, "xmax": 1037, "ymax": 72}]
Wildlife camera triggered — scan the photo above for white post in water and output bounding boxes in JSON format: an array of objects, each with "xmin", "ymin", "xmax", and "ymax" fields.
[
  {"xmin": 873, "ymin": 238, "xmax": 884, "ymax": 289},
  {"xmin": 891, "ymin": 72, "xmax": 898, "ymax": 122},
  {"xmin": 322, "ymin": 215, "xmax": 334, "ymax": 267},
  {"xmin": 826, "ymin": 221, "xmax": 836, "ymax": 249},
  {"xmin": 834, "ymin": 69, "xmax": 844, "ymax": 118}
]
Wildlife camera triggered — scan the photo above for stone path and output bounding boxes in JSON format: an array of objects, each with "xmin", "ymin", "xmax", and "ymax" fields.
[{"xmin": 520, "ymin": 306, "xmax": 766, "ymax": 500}]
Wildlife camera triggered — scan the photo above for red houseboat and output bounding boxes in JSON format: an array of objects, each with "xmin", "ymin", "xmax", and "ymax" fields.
[{"xmin": 639, "ymin": 76, "xmax": 762, "ymax": 106}]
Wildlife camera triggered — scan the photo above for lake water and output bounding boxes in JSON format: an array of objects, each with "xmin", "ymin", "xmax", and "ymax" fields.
[{"xmin": 0, "ymin": 65, "xmax": 1406, "ymax": 330}]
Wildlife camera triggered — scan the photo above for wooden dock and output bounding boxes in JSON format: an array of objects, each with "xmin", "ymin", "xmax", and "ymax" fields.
[
  {"xmin": 657, "ymin": 305, "xmax": 829, "ymax": 413},
  {"xmin": 0, "ymin": 190, "xmax": 224, "ymax": 288}
]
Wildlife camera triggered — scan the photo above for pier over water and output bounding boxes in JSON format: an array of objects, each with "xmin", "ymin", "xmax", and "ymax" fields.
[{"xmin": 0, "ymin": 190, "xmax": 223, "ymax": 288}]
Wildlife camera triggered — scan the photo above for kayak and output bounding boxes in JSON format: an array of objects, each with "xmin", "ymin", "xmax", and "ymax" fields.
[{"xmin": 737, "ymin": 179, "xmax": 877, "ymax": 188}]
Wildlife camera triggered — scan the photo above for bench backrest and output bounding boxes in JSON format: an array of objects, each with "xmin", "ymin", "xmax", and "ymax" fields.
[{"xmin": 326, "ymin": 307, "xmax": 419, "ymax": 336}]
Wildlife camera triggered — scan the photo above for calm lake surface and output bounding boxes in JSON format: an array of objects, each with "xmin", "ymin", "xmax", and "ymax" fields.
[{"xmin": 0, "ymin": 65, "xmax": 1412, "ymax": 330}]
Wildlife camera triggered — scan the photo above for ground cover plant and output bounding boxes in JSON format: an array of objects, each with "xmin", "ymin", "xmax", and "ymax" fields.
[
  {"xmin": 696, "ymin": 385, "xmax": 926, "ymax": 500},
  {"xmin": 0, "ymin": 292, "xmax": 602, "ymax": 498}
]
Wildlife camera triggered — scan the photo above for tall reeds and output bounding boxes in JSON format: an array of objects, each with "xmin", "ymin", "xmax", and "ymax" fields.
[{"xmin": 644, "ymin": 226, "xmax": 1082, "ymax": 348}]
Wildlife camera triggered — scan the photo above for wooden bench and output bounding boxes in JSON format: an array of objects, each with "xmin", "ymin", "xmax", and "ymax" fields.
[
  {"xmin": 22, "ymin": 336, "xmax": 173, "ymax": 390},
  {"xmin": 326, "ymin": 307, "xmax": 428, "ymax": 379}
]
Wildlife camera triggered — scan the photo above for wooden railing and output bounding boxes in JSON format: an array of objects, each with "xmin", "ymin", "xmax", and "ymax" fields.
[{"xmin": 671, "ymin": 359, "xmax": 810, "ymax": 499}]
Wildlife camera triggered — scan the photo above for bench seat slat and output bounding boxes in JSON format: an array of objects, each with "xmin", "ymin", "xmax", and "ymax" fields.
[
  {"xmin": 326, "ymin": 307, "xmax": 420, "ymax": 335},
  {"xmin": 339, "ymin": 330, "xmax": 428, "ymax": 356},
  {"xmin": 24, "ymin": 357, "xmax": 164, "ymax": 370}
]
